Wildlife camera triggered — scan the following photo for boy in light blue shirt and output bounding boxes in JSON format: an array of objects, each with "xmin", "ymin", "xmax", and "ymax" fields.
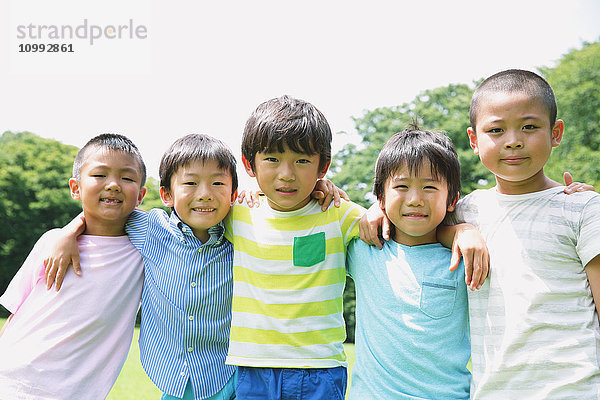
[{"xmin": 346, "ymin": 125, "xmax": 470, "ymax": 399}]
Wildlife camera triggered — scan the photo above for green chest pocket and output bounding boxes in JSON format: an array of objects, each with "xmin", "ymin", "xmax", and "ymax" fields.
[{"xmin": 293, "ymin": 232, "xmax": 326, "ymax": 267}]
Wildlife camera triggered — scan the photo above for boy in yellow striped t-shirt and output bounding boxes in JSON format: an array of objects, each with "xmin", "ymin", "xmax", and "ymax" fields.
[{"xmin": 224, "ymin": 95, "xmax": 364, "ymax": 399}]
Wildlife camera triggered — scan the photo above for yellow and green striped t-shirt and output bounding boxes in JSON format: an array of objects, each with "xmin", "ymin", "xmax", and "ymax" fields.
[{"xmin": 224, "ymin": 198, "xmax": 364, "ymax": 368}]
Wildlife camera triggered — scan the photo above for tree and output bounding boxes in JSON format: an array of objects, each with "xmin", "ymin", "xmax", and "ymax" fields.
[
  {"xmin": 0, "ymin": 132, "xmax": 81, "ymax": 313},
  {"xmin": 139, "ymin": 177, "xmax": 169, "ymax": 212},
  {"xmin": 542, "ymin": 40, "xmax": 600, "ymax": 189}
]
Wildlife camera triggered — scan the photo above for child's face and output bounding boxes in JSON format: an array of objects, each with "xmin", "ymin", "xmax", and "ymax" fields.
[
  {"xmin": 160, "ymin": 159, "xmax": 236, "ymax": 242},
  {"xmin": 468, "ymin": 91, "xmax": 564, "ymax": 194},
  {"xmin": 69, "ymin": 149, "xmax": 146, "ymax": 236},
  {"xmin": 380, "ymin": 161, "xmax": 456, "ymax": 246},
  {"xmin": 243, "ymin": 144, "xmax": 329, "ymax": 212}
]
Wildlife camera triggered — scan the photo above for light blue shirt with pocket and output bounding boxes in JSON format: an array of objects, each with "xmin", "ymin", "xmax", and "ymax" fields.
[{"xmin": 347, "ymin": 239, "xmax": 470, "ymax": 399}]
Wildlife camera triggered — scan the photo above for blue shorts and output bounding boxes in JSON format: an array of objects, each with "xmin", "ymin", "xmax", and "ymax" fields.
[
  {"xmin": 236, "ymin": 366, "xmax": 346, "ymax": 400},
  {"xmin": 161, "ymin": 371, "xmax": 237, "ymax": 400}
]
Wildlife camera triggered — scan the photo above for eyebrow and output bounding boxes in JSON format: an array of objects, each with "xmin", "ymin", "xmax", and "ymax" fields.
[
  {"xmin": 181, "ymin": 171, "xmax": 229, "ymax": 178},
  {"xmin": 391, "ymin": 175, "xmax": 439, "ymax": 182}
]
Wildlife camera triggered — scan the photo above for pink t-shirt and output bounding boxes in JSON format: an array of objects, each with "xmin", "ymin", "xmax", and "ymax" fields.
[{"xmin": 0, "ymin": 230, "xmax": 144, "ymax": 400}]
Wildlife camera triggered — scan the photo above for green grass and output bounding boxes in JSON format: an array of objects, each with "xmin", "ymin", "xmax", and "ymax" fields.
[{"xmin": 1, "ymin": 318, "xmax": 356, "ymax": 397}]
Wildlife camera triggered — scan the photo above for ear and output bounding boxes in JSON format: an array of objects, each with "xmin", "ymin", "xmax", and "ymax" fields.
[
  {"xmin": 230, "ymin": 189, "xmax": 238, "ymax": 204},
  {"xmin": 447, "ymin": 192, "xmax": 460, "ymax": 212},
  {"xmin": 467, "ymin": 127, "xmax": 479, "ymax": 155},
  {"xmin": 242, "ymin": 155, "xmax": 256, "ymax": 177},
  {"xmin": 69, "ymin": 178, "xmax": 81, "ymax": 200},
  {"xmin": 136, "ymin": 187, "xmax": 147, "ymax": 207},
  {"xmin": 159, "ymin": 186, "xmax": 174, "ymax": 208},
  {"xmin": 551, "ymin": 119, "xmax": 564, "ymax": 147},
  {"xmin": 317, "ymin": 160, "xmax": 331, "ymax": 179}
]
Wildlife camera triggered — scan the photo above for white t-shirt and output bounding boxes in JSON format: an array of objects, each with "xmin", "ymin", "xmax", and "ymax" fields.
[
  {"xmin": 0, "ymin": 231, "xmax": 144, "ymax": 400},
  {"xmin": 450, "ymin": 187, "xmax": 600, "ymax": 400}
]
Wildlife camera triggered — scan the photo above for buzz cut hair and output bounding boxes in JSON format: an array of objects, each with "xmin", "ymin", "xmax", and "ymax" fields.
[
  {"xmin": 72, "ymin": 133, "xmax": 147, "ymax": 186},
  {"xmin": 469, "ymin": 69, "xmax": 557, "ymax": 131}
]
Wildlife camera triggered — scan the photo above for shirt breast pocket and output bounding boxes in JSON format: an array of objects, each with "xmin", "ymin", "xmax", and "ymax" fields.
[
  {"xmin": 419, "ymin": 276, "xmax": 457, "ymax": 319},
  {"xmin": 293, "ymin": 232, "xmax": 326, "ymax": 267}
]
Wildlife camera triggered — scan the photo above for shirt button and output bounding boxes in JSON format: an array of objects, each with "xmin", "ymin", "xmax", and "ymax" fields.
[
  {"xmin": 180, "ymin": 371, "xmax": 185, "ymax": 377},
  {"xmin": 187, "ymin": 347, "xmax": 194, "ymax": 352},
  {"xmin": 188, "ymin": 315, "xmax": 194, "ymax": 321},
  {"xmin": 191, "ymin": 282, "xmax": 197, "ymax": 287}
]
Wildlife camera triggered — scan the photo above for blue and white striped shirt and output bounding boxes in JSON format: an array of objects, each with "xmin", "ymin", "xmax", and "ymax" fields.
[{"xmin": 126, "ymin": 209, "xmax": 235, "ymax": 400}]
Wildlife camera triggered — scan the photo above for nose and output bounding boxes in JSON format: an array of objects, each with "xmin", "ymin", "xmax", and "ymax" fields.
[
  {"xmin": 278, "ymin": 161, "xmax": 295, "ymax": 181},
  {"xmin": 196, "ymin": 183, "xmax": 213, "ymax": 201},
  {"xmin": 105, "ymin": 178, "xmax": 121, "ymax": 191},
  {"xmin": 504, "ymin": 129, "xmax": 524, "ymax": 149},
  {"xmin": 406, "ymin": 188, "xmax": 424, "ymax": 206}
]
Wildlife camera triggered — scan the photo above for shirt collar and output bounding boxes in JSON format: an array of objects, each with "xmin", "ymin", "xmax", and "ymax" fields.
[{"xmin": 168, "ymin": 210, "xmax": 225, "ymax": 246}]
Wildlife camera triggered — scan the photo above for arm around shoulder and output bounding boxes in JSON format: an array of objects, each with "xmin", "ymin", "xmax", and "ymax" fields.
[{"xmin": 44, "ymin": 213, "xmax": 86, "ymax": 291}]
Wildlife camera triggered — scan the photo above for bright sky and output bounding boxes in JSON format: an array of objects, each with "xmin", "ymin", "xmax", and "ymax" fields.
[{"xmin": 1, "ymin": 0, "xmax": 599, "ymax": 188}]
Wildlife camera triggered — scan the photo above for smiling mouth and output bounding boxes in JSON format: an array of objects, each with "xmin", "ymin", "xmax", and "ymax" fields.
[
  {"xmin": 100, "ymin": 198, "xmax": 122, "ymax": 204},
  {"xmin": 192, "ymin": 207, "xmax": 216, "ymax": 213}
]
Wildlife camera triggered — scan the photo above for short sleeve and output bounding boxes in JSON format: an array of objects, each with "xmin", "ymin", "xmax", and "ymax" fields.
[
  {"xmin": 577, "ymin": 195, "xmax": 600, "ymax": 267},
  {"xmin": 338, "ymin": 201, "xmax": 365, "ymax": 247},
  {"xmin": 0, "ymin": 230, "xmax": 57, "ymax": 314},
  {"xmin": 125, "ymin": 209, "xmax": 151, "ymax": 250},
  {"xmin": 346, "ymin": 238, "xmax": 361, "ymax": 277}
]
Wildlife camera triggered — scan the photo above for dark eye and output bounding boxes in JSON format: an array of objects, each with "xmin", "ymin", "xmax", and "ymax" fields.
[
  {"xmin": 523, "ymin": 124, "xmax": 537, "ymax": 131},
  {"xmin": 265, "ymin": 157, "xmax": 278, "ymax": 162},
  {"xmin": 297, "ymin": 159, "xmax": 310, "ymax": 164},
  {"xmin": 488, "ymin": 128, "xmax": 503, "ymax": 134},
  {"xmin": 213, "ymin": 181, "xmax": 225, "ymax": 186},
  {"xmin": 183, "ymin": 181, "xmax": 197, "ymax": 186}
]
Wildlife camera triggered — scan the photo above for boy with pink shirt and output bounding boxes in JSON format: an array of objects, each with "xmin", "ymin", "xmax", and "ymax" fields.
[{"xmin": 0, "ymin": 134, "xmax": 147, "ymax": 400}]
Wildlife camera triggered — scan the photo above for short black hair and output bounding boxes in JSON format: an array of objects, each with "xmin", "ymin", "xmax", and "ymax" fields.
[
  {"xmin": 242, "ymin": 95, "xmax": 332, "ymax": 172},
  {"xmin": 470, "ymin": 69, "xmax": 557, "ymax": 130},
  {"xmin": 159, "ymin": 134, "xmax": 238, "ymax": 194},
  {"xmin": 373, "ymin": 124, "xmax": 461, "ymax": 207},
  {"xmin": 73, "ymin": 133, "xmax": 147, "ymax": 186}
]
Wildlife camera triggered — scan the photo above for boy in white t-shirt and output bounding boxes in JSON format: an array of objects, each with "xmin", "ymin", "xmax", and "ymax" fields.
[
  {"xmin": 456, "ymin": 69, "xmax": 600, "ymax": 399},
  {"xmin": 0, "ymin": 134, "xmax": 147, "ymax": 400}
]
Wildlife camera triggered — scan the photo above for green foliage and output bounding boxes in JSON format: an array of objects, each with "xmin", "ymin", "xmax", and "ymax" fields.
[
  {"xmin": 138, "ymin": 177, "xmax": 169, "ymax": 212},
  {"xmin": 0, "ymin": 132, "xmax": 81, "ymax": 301},
  {"xmin": 542, "ymin": 40, "xmax": 600, "ymax": 188}
]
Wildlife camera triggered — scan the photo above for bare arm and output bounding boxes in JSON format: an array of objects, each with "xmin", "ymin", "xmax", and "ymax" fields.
[
  {"xmin": 437, "ymin": 224, "xmax": 489, "ymax": 291},
  {"xmin": 585, "ymin": 254, "xmax": 600, "ymax": 325},
  {"xmin": 358, "ymin": 203, "xmax": 391, "ymax": 249},
  {"xmin": 44, "ymin": 214, "xmax": 86, "ymax": 291}
]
